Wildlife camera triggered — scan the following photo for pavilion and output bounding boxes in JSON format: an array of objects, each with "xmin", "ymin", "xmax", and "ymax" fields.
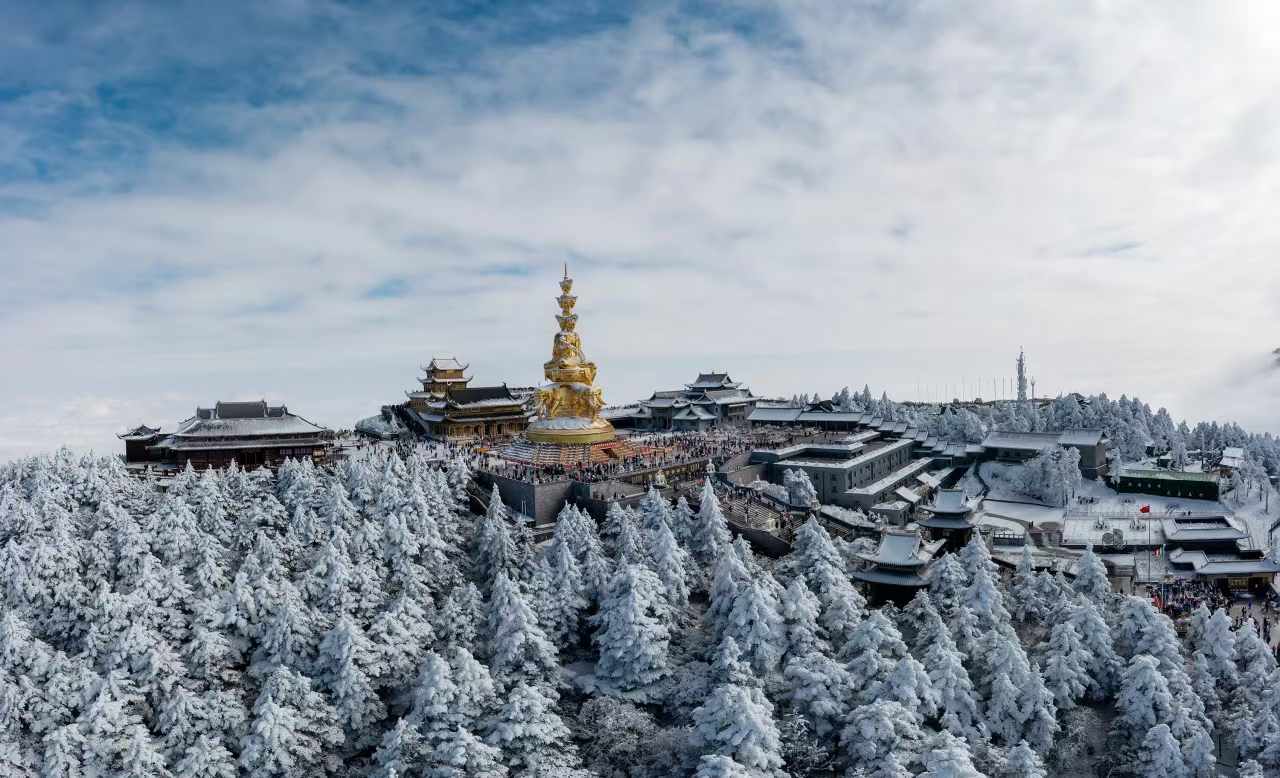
[{"xmin": 852, "ymin": 528, "xmax": 945, "ymax": 605}]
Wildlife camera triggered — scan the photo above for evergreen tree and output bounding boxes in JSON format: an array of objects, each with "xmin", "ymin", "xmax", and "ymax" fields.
[
  {"xmin": 438, "ymin": 583, "xmax": 483, "ymax": 651},
  {"xmin": 672, "ymin": 495, "xmax": 696, "ymax": 550},
  {"xmin": 1003, "ymin": 740, "xmax": 1045, "ymax": 778},
  {"xmin": 919, "ymin": 603, "xmax": 983, "ymax": 739},
  {"xmin": 693, "ymin": 755, "xmax": 754, "ymax": 778},
  {"xmin": 649, "ymin": 516, "xmax": 690, "ymax": 610},
  {"xmin": 691, "ymin": 478, "xmax": 732, "ymax": 567},
  {"xmin": 783, "ymin": 649, "xmax": 851, "ymax": 738},
  {"xmin": 174, "ymin": 734, "xmax": 237, "ymax": 778},
  {"xmin": 839, "ymin": 700, "xmax": 923, "ymax": 777},
  {"xmin": 692, "ymin": 672, "xmax": 784, "ymax": 775},
  {"xmin": 1072, "ymin": 545, "xmax": 1111, "ymax": 605},
  {"xmin": 1135, "ymin": 723, "xmax": 1188, "ymax": 778},
  {"xmin": 1009, "ymin": 544, "xmax": 1044, "ymax": 622},
  {"xmin": 542, "ymin": 538, "xmax": 588, "ymax": 650},
  {"xmin": 370, "ymin": 717, "xmax": 420, "ymax": 778},
  {"xmin": 591, "ymin": 564, "xmax": 671, "ymax": 701},
  {"xmin": 1116, "ymin": 655, "xmax": 1177, "ymax": 750},
  {"xmin": 843, "ymin": 610, "xmax": 909, "ymax": 704},
  {"xmin": 724, "ymin": 570, "xmax": 784, "ymax": 676},
  {"xmin": 485, "ymin": 572, "xmax": 559, "ymax": 688},
  {"xmin": 429, "ymin": 725, "xmax": 508, "ymax": 778},
  {"xmin": 1192, "ymin": 607, "xmax": 1237, "ymax": 705},
  {"xmin": 239, "ymin": 669, "xmax": 344, "ymax": 778},
  {"xmin": 919, "ymin": 731, "xmax": 987, "ymax": 778},
  {"xmin": 1239, "ymin": 761, "xmax": 1265, "ymax": 778},
  {"xmin": 1068, "ymin": 595, "xmax": 1122, "ymax": 700},
  {"xmin": 779, "ymin": 576, "xmax": 825, "ymax": 662},
  {"xmin": 1039, "ymin": 618, "xmax": 1091, "ymax": 710},
  {"xmin": 316, "ymin": 613, "xmax": 386, "ymax": 738},
  {"xmin": 474, "ymin": 486, "xmax": 518, "ymax": 590},
  {"xmin": 484, "ymin": 683, "xmax": 574, "ymax": 773},
  {"xmin": 447, "ymin": 646, "xmax": 498, "ymax": 732}
]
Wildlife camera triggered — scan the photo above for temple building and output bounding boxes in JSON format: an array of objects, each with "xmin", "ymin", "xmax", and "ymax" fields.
[
  {"xmin": 624, "ymin": 372, "xmax": 760, "ymax": 431},
  {"xmin": 121, "ymin": 400, "xmax": 334, "ymax": 470},
  {"xmin": 852, "ymin": 528, "xmax": 945, "ymax": 605},
  {"xmin": 916, "ymin": 488, "xmax": 979, "ymax": 551},
  {"xmin": 396, "ymin": 357, "xmax": 535, "ymax": 440}
]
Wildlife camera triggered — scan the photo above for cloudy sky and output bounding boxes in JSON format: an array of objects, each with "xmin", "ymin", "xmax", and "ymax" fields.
[{"xmin": 2, "ymin": 0, "xmax": 1279, "ymax": 460}]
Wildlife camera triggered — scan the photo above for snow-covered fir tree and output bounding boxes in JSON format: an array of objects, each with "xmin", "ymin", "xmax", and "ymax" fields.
[{"xmin": 590, "ymin": 563, "xmax": 671, "ymax": 701}]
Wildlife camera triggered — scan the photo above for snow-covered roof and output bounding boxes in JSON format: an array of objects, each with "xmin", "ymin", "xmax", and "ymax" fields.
[
  {"xmin": 687, "ymin": 372, "xmax": 738, "ymax": 389},
  {"xmin": 172, "ymin": 403, "xmax": 330, "ymax": 438},
  {"xmin": 845, "ymin": 456, "xmax": 933, "ymax": 497},
  {"xmin": 1166, "ymin": 548, "xmax": 1280, "ymax": 576},
  {"xmin": 982, "ymin": 429, "xmax": 1107, "ymax": 450},
  {"xmin": 1160, "ymin": 516, "xmax": 1247, "ymax": 543},
  {"xmin": 796, "ymin": 411, "xmax": 865, "ymax": 423},
  {"xmin": 927, "ymin": 488, "xmax": 969, "ymax": 515},
  {"xmin": 701, "ymin": 388, "xmax": 756, "ymax": 404},
  {"xmin": 119, "ymin": 425, "xmax": 161, "ymax": 440},
  {"xmin": 1219, "ymin": 447, "xmax": 1246, "ymax": 468},
  {"xmin": 158, "ymin": 436, "xmax": 331, "ymax": 452},
  {"xmin": 674, "ymin": 406, "xmax": 716, "ymax": 421},
  {"xmin": 749, "ymin": 407, "xmax": 802, "ymax": 423},
  {"xmin": 981, "ymin": 431, "xmax": 1060, "ymax": 451},
  {"xmin": 894, "ymin": 486, "xmax": 922, "ymax": 505},
  {"xmin": 446, "ymin": 386, "xmax": 523, "ymax": 407},
  {"xmin": 856, "ymin": 529, "xmax": 939, "ymax": 568},
  {"xmin": 642, "ymin": 397, "xmax": 689, "ymax": 409},
  {"xmin": 1058, "ymin": 429, "xmax": 1107, "ymax": 447},
  {"xmin": 425, "ymin": 357, "xmax": 468, "ymax": 372}
]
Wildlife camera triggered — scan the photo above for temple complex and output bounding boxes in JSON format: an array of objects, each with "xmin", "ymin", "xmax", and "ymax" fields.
[
  {"xmin": 525, "ymin": 267, "xmax": 616, "ymax": 445},
  {"xmin": 617, "ymin": 372, "xmax": 759, "ymax": 431}
]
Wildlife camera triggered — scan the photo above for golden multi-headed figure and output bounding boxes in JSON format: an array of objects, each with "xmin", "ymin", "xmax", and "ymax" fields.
[{"xmin": 526, "ymin": 265, "xmax": 616, "ymax": 445}]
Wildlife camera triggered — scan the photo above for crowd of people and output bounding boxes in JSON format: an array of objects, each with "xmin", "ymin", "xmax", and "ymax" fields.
[
  {"xmin": 1151, "ymin": 579, "xmax": 1280, "ymax": 655},
  {"xmin": 383, "ymin": 429, "xmax": 767, "ymax": 485}
]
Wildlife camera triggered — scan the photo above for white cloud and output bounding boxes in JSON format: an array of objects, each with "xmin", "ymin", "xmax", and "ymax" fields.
[{"xmin": 2, "ymin": 0, "xmax": 1279, "ymax": 457}]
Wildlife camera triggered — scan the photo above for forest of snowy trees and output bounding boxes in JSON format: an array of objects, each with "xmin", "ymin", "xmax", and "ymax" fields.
[{"xmin": 3, "ymin": 447, "xmax": 1280, "ymax": 776}]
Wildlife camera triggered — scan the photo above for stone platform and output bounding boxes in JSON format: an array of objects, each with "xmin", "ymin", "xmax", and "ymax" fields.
[{"xmin": 499, "ymin": 436, "xmax": 644, "ymax": 466}]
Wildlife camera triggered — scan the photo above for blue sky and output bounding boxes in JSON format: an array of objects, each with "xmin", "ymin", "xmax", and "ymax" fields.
[{"xmin": 2, "ymin": 0, "xmax": 1279, "ymax": 458}]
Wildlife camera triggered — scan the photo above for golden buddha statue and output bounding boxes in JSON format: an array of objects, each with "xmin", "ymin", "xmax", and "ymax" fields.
[{"xmin": 526, "ymin": 266, "xmax": 616, "ymax": 445}]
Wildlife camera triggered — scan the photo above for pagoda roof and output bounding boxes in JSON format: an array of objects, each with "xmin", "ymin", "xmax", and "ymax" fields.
[
  {"xmin": 922, "ymin": 488, "xmax": 972, "ymax": 516},
  {"xmin": 700, "ymin": 388, "xmax": 756, "ymax": 403},
  {"xmin": 687, "ymin": 372, "xmax": 738, "ymax": 389},
  {"xmin": 446, "ymin": 385, "xmax": 525, "ymax": 407},
  {"xmin": 674, "ymin": 406, "xmax": 716, "ymax": 421},
  {"xmin": 425, "ymin": 357, "xmax": 469, "ymax": 372},
  {"xmin": 171, "ymin": 402, "xmax": 331, "ymax": 439},
  {"xmin": 851, "ymin": 568, "xmax": 930, "ymax": 587},
  {"xmin": 119, "ymin": 424, "xmax": 161, "ymax": 440},
  {"xmin": 857, "ymin": 529, "xmax": 945, "ymax": 570}
]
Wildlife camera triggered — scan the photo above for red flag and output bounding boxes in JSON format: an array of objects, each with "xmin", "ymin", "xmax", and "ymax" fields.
[{"xmin": 1139, "ymin": 504, "xmax": 1151, "ymax": 514}]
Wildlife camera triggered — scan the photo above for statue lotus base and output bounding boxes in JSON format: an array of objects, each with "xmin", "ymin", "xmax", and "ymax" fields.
[{"xmin": 525, "ymin": 416, "xmax": 616, "ymax": 445}]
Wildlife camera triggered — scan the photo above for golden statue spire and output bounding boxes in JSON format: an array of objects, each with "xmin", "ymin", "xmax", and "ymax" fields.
[{"xmin": 525, "ymin": 265, "xmax": 616, "ymax": 445}]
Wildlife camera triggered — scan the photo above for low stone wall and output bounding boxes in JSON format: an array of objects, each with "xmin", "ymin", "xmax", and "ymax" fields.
[{"xmin": 474, "ymin": 471, "xmax": 576, "ymax": 527}]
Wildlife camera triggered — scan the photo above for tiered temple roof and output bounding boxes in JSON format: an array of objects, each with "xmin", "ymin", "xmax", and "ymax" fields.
[
  {"xmin": 852, "ymin": 528, "xmax": 944, "ymax": 589},
  {"xmin": 123, "ymin": 400, "xmax": 334, "ymax": 469}
]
